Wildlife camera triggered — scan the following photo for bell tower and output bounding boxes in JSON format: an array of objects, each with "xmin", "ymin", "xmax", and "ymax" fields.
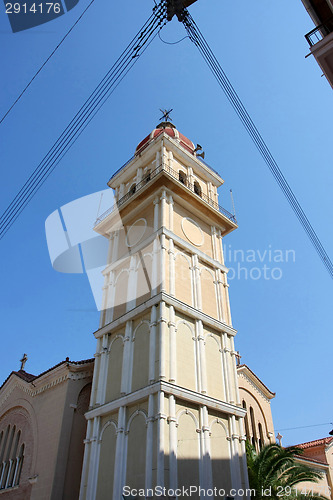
[{"xmin": 79, "ymin": 120, "xmax": 249, "ymax": 500}]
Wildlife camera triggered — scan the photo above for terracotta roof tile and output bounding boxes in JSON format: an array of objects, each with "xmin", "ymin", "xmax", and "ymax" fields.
[{"xmin": 296, "ymin": 437, "xmax": 333, "ymax": 449}]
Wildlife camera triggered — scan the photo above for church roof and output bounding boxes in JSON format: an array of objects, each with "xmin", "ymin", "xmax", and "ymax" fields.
[
  {"xmin": 135, "ymin": 122, "xmax": 195, "ymax": 156},
  {"xmin": 296, "ymin": 437, "xmax": 333, "ymax": 449},
  {"xmin": 237, "ymin": 363, "xmax": 276, "ymax": 399},
  {"xmin": 295, "ymin": 454, "xmax": 329, "ymax": 466},
  {"xmin": 0, "ymin": 358, "xmax": 94, "ymax": 391}
]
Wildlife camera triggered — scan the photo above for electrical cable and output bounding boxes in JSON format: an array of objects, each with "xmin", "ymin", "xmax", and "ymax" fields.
[
  {"xmin": 0, "ymin": 0, "xmax": 97, "ymax": 125},
  {"xmin": 158, "ymin": 30, "xmax": 188, "ymax": 45},
  {"xmin": 275, "ymin": 423, "xmax": 332, "ymax": 432},
  {"xmin": 181, "ymin": 10, "xmax": 333, "ymax": 278},
  {"xmin": 0, "ymin": 1, "xmax": 167, "ymax": 240}
]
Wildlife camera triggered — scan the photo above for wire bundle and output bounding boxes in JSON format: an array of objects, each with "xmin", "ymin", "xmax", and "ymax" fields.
[
  {"xmin": 0, "ymin": 1, "xmax": 167, "ymax": 240},
  {"xmin": 182, "ymin": 11, "xmax": 333, "ymax": 279}
]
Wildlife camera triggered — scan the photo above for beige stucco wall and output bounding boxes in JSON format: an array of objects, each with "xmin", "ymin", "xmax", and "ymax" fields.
[
  {"xmin": 237, "ymin": 366, "xmax": 275, "ymax": 449},
  {"xmin": 0, "ymin": 363, "xmax": 92, "ymax": 500}
]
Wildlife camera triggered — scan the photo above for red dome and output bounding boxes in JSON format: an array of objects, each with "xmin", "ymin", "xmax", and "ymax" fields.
[{"xmin": 135, "ymin": 123, "xmax": 195, "ymax": 155}]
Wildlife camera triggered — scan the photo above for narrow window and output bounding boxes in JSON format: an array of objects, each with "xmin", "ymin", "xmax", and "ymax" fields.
[
  {"xmin": 194, "ymin": 181, "xmax": 202, "ymax": 197},
  {"xmin": 250, "ymin": 407, "xmax": 257, "ymax": 450},
  {"xmin": 145, "ymin": 169, "xmax": 151, "ymax": 182},
  {"xmin": 258, "ymin": 422, "xmax": 264, "ymax": 450},
  {"xmin": 242, "ymin": 400, "xmax": 250, "ymax": 441},
  {"xmin": 129, "ymin": 184, "xmax": 136, "ymax": 195},
  {"xmin": 179, "ymin": 170, "xmax": 187, "ymax": 185}
]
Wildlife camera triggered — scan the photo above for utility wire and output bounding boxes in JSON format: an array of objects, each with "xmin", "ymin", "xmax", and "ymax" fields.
[
  {"xmin": 181, "ymin": 11, "xmax": 333, "ymax": 279},
  {"xmin": 0, "ymin": 0, "xmax": 97, "ymax": 125},
  {"xmin": 275, "ymin": 422, "xmax": 332, "ymax": 432},
  {"xmin": 0, "ymin": 1, "xmax": 167, "ymax": 240}
]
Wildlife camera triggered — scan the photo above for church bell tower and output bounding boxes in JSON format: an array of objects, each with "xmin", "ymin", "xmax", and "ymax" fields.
[{"xmin": 79, "ymin": 119, "xmax": 249, "ymax": 499}]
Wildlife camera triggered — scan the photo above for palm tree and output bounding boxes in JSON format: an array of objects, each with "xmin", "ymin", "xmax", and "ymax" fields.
[{"xmin": 246, "ymin": 442, "xmax": 328, "ymax": 500}]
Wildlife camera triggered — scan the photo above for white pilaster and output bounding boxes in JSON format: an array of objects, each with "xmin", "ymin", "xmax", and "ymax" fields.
[
  {"xmin": 113, "ymin": 406, "xmax": 126, "ymax": 500},
  {"xmin": 79, "ymin": 419, "xmax": 92, "ymax": 500},
  {"xmin": 197, "ymin": 320, "xmax": 207, "ymax": 394},
  {"xmin": 105, "ymin": 270, "xmax": 115, "ymax": 325},
  {"xmin": 160, "ymin": 189, "xmax": 167, "ymax": 230},
  {"xmin": 97, "ymin": 334, "xmax": 109, "ymax": 406},
  {"xmin": 160, "ymin": 233, "xmax": 166, "ymax": 293},
  {"xmin": 220, "ymin": 333, "xmax": 231, "ymax": 403},
  {"xmin": 86, "ymin": 416, "xmax": 101, "ymax": 500},
  {"xmin": 202, "ymin": 406, "xmax": 213, "ymax": 490},
  {"xmin": 156, "ymin": 391, "xmax": 165, "ymax": 487},
  {"xmin": 126, "ymin": 255, "xmax": 137, "ymax": 312},
  {"xmin": 169, "ymin": 305, "xmax": 176, "ymax": 383},
  {"xmin": 121, "ymin": 321, "xmax": 132, "ymax": 394},
  {"xmin": 168, "ymin": 395, "xmax": 177, "ymax": 490},
  {"xmin": 153, "ymin": 197, "xmax": 159, "ymax": 232},
  {"xmin": 149, "ymin": 307, "xmax": 157, "ymax": 384},
  {"xmin": 145, "ymin": 394, "xmax": 154, "ymax": 492},
  {"xmin": 211, "ymin": 226, "xmax": 217, "ymax": 261},
  {"xmin": 158, "ymin": 301, "xmax": 167, "ymax": 380},
  {"xmin": 223, "ymin": 272, "xmax": 232, "ymax": 326},
  {"xmin": 112, "ymin": 229, "xmax": 120, "ymax": 263},
  {"xmin": 169, "ymin": 194, "xmax": 174, "ymax": 232},
  {"xmin": 230, "ymin": 337, "xmax": 241, "ymax": 406},
  {"xmin": 169, "ymin": 238, "xmax": 175, "ymax": 297},
  {"xmin": 228, "ymin": 415, "xmax": 243, "ymax": 499},
  {"xmin": 193, "ymin": 254, "xmax": 202, "ymax": 310}
]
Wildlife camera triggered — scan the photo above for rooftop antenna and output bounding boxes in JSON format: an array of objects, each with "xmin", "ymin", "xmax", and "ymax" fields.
[
  {"xmin": 230, "ymin": 189, "xmax": 236, "ymax": 218},
  {"xmin": 96, "ymin": 192, "xmax": 104, "ymax": 220}
]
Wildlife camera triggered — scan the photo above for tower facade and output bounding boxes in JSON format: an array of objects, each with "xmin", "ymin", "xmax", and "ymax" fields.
[{"xmin": 79, "ymin": 122, "xmax": 248, "ymax": 499}]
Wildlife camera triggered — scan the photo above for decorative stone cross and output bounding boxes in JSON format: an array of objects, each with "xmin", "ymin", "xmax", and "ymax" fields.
[
  {"xmin": 235, "ymin": 351, "xmax": 242, "ymax": 366},
  {"xmin": 276, "ymin": 432, "xmax": 283, "ymax": 446},
  {"xmin": 20, "ymin": 353, "xmax": 28, "ymax": 371}
]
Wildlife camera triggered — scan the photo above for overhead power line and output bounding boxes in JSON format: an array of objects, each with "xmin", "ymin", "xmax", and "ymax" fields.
[
  {"xmin": 0, "ymin": 0, "xmax": 97, "ymax": 125},
  {"xmin": 181, "ymin": 10, "xmax": 333, "ymax": 279},
  {"xmin": 275, "ymin": 422, "xmax": 332, "ymax": 432},
  {"xmin": 0, "ymin": 1, "xmax": 167, "ymax": 240}
]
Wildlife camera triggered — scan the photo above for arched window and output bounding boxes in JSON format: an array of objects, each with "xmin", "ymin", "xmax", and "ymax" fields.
[
  {"xmin": 250, "ymin": 407, "xmax": 257, "ymax": 450},
  {"xmin": 258, "ymin": 422, "xmax": 264, "ymax": 450},
  {"xmin": 0, "ymin": 425, "xmax": 24, "ymax": 490},
  {"xmin": 179, "ymin": 170, "xmax": 187, "ymax": 185},
  {"xmin": 242, "ymin": 400, "xmax": 250, "ymax": 441},
  {"xmin": 145, "ymin": 169, "xmax": 151, "ymax": 182},
  {"xmin": 194, "ymin": 181, "xmax": 202, "ymax": 197},
  {"xmin": 129, "ymin": 184, "xmax": 136, "ymax": 195}
]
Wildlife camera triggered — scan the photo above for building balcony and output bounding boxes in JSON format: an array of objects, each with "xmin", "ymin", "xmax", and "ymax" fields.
[
  {"xmin": 305, "ymin": 17, "xmax": 333, "ymax": 88},
  {"xmin": 95, "ymin": 163, "xmax": 237, "ymax": 227}
]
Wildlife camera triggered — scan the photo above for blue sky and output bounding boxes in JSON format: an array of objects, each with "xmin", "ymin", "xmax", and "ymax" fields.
[{"xmin": 0, "ymin": 0, "xmax": 332, "ymax": 447}]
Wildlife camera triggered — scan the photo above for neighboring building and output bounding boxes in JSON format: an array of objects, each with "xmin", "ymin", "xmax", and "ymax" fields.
[
  {"xmin": 0, "ymin": 358, "xmax": 93, "ymax": 499},
  {"xmin": 79, "ymin": 120, "xmax": 249, "ymax": 499},
  {"xmin": 294, "ymin": 437, "xmax": 333, "ymax": 499},
  {"xmin": 237, "ymin": 364, "xmax": 275, "ymax": 451},
  {"xmin": 301, "ymin": 0, "xmax": 333, "ymax": 87}
]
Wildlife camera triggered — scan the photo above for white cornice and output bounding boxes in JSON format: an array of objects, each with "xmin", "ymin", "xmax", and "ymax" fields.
[
  {"xmin": 85, "ymin": 381, "xmax": 246, "ymax": 420},
  {"xmin": 94, "ymin": 291, "xmax": 237, "ymax": 339}
]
